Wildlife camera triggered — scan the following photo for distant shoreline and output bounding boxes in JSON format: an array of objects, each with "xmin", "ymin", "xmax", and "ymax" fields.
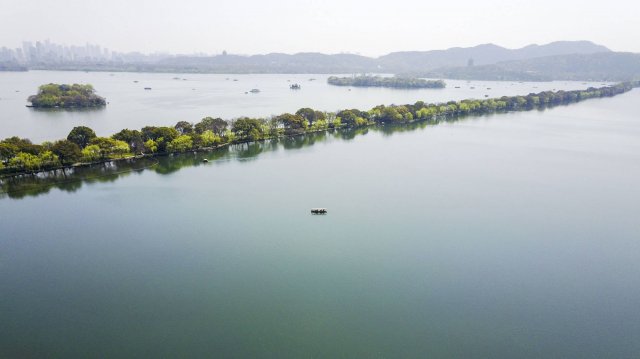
[{"xmin": 327, "ymin": 76, "xmax": 446, "ymax": 89}]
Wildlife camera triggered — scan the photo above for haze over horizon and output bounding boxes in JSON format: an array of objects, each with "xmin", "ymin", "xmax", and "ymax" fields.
[{"xmin": 1, "ymin": 0, "xmax": 638, "ymax": 56}]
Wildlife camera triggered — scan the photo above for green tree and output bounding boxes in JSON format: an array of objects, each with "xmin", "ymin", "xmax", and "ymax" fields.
[
  {"xmin": 195, "ymin": 117, "xmax": 228, "ymax": 136},
  {"xmin": 175, "ymin": 121, "xmax": 194, "ymax": 134},
  {"xmin": 232, "ymin": 118, "xmax": 265, "ymax": 141},
  {"xmin": 2, "ymin": 137, "xmax": 42, "ymax": 155},
  {"xmin": 141, "ymin": 126, "xmax": 158, "ymax": 141},
  {"xmin": 337, "ymin": 110, "xmax": 367, "ymax": 127},
  {"xmin": 38, "ymin": 151, "xmax": 60, "ymax": 168},
  {"xmin": 276, "ymin": 113, "xmax": 308, "ymax": 135},
  {"xmin": 144, "ymin": 139, "xmax": 158, "ymax": 153},
  {"xmin": 8, "ymin": 152, "xmax": 42, "ymax": 171},
  {"xmin": 0, "ymin": 142, "xmax": 19, "ymax": 162},
  {"xmin": 112, "ymin": 129, "xmax": 144, "ymax": 154},
  {"xmin": 89, "ymin": 137, "xmax": 130, "ymax": 159},
  {"xmin": 201, "ymin": 130, "xmax": 221, "ymax": 147},
  {"xmin": 166, "ymin": 135, "xmax": 194, "ymax": 153},
  {"xmin": 112, "ymin": 140, "xmax": 130, "ymax": 158},
  {"xmin": 295, "ymin": 108, "xmax": 318, "ymax": 124},
  {"xmin": 81, "ymin": 145, "xmax": 101, "ymax": 161},
  {"xmin": 67, "ymin": 126, "xmax": 97, "ymax": 148},
  {"xmin": 51, "ymin": 140, "xmax": 82, "ymax": 165}
]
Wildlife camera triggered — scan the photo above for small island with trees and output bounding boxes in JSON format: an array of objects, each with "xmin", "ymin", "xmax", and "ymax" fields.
[
  {"xmin": 327, "ymin": 75, "xmax": 446, "ymax": 89},
  {"xmin": 27, "ymin": 83, "xmax": 107, "ymax": 108}
]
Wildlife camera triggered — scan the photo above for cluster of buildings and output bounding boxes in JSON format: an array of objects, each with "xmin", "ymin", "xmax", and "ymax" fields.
[{"xmin": 0, "ymin": 40, "xmax": 171, "ymax": 65}]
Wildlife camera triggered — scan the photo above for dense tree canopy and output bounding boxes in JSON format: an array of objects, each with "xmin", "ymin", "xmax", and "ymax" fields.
[
  {"xmin": 27, "ymin": 83, "xmax": 107, "ymax": 108},
  {"xmin": 51, "ymin": 140, "xmax": 82, "ymax": 165},
  {"xmin": 112, "ymin": 129, "xmax": 144, "ymax": 154},
  {"xmin": 194, "ymin": 117, "xmax": 229, "ymax": 136},
  {"xmin": 232, "ymin": 118, "xmax": 265, "ymax": 141},
  {"xmin": 175, "ymin": 121, "xmax": 194, "ymax": 135},
  {"xmin": 67, "ymin": 126, "xmax": 97, "ymax": 148},
  {"xmin": 328, "ymin": 76, "xmax": 446, "ymax": 89}
]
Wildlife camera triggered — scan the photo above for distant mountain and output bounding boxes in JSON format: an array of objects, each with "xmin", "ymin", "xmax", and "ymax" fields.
[
  {"xmin": 143, "ymin": 40, "xmax": 611, "ymax": 74},
  {"xmin": 422, "ymin": 52, "xmax": 640, "ymax": 81},
  {"xmin": 22, "ymin": 40, "xmax": 624, "ymax": 79},
  {"xmin": 378, "ymin": 41, "xmax": 610, "ymax": 73}
]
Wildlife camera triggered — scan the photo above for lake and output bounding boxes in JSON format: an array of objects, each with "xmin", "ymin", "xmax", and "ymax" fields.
[
  {"xmin": 1, "ymin": 74, "xmax": 639, "ymax": 358},
  {"xmin": 0, "ymin": 70, "xmax": 606, "ymax": 142}
]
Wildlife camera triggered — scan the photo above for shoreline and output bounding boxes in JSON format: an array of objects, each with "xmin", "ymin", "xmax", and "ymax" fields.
[{"xmin": 2, "ymin": 82, "xmax": 638, "ymax": 180}]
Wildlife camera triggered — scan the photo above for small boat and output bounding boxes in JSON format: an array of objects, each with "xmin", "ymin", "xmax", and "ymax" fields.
[
  {"xmin": 290, "ymin": 84, "xmax": 301, "ymax": 90},
  {"xmin": 454, "ymin": 86, "xmax": 460, "ymax": 88},
  {"xmin": 311, "ymin": 208, "xmax": 327, "ymax": 214},
  {"xmin": 202, "ymin": 159, "xmax": 209, "ymax": 163},
  {"xmin": 249, "ymin": 89, "xmax": 260, "ymax": 93},
  {"xmin": 144, "ymin": 87, "xmax": 152, "ymax": 90},
  {"xmin": 470, "ymin": 87, "xmax": 475, "ymax": 89},
  {"xmin": 133, "ymin": 80, "xmax": 139, "ymax": 83}
]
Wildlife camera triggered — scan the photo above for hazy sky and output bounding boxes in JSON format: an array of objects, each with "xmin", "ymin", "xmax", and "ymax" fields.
[{"xmin": 1, "ymin": 0, "xmax": 638, "ymax": 56}]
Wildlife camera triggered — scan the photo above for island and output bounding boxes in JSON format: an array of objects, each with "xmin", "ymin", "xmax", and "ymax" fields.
[
  {"xmin": 27, "ymin": 83, "xmax": 107, "ymax": 108},
  {"xmin": 2, "ymin": 82, "xmax": 638, "ymax": 177},
  {"xmin": 327, "ymin": 76, "xmax": 446, "ymax": 89}
]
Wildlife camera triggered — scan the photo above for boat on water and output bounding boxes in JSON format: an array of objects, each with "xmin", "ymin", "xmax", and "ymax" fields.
[
  {"xmin": 290, "ymin": 84, "xmax": 301, "ymax": 90},
  {"xmin": 311, "ymin": 208, "xmax": 327, "ymax": 214},
  {"xmin": 249, "ymin": 89, "xmax": 260, "ymax": 93},
  {"xmin": 144, "ymin": 87, "xmax": 152, "ymax": 90}
]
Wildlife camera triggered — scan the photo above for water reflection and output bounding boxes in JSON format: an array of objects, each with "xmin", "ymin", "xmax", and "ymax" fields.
[
  {"xmin": 28, "ymin": 106, "xmax": 106, "ymax": 113},
  {"xmin": 0, "ymin": 119, "xmax": 478, "ymax": 200}
]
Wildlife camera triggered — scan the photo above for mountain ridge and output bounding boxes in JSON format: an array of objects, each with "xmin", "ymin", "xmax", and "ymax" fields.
[{"xmin": 152, "ymin": 40, "xmax": 611, "ymax": 73}]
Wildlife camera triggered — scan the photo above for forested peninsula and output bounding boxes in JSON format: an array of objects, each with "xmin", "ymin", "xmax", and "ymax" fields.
[
  {"xmin": 328, "ymin": 76, "xmax": 446, "ymax": 89},
  {"xmin": 27, "ymin": 83, "xmax": 107, "ymax": 108},
  {"xmin": 2, "ymin": 82, "xmax": 638, "ymax": 177}
]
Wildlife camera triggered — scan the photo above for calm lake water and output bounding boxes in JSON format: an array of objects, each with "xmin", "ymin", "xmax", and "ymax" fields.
[
  {"xmin": 0, "ymin": 70, "xmax": 606, "ymax": 142},
  {"xmin": 1, "ymin": 75, "xmax": 640, "ymax": 357}
]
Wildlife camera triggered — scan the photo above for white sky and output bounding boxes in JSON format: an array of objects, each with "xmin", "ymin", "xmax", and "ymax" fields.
[{"xmin": 0, "ymin": 0, "xmax": 638, "ymax": 56}]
